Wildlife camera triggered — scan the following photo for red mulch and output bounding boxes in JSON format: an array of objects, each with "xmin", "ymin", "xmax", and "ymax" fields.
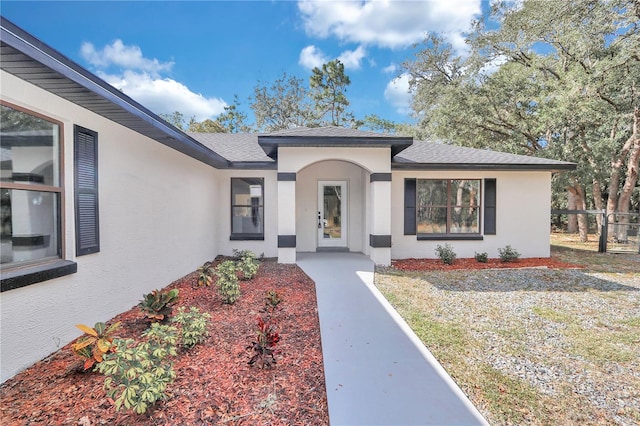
[
  {"xmin": 0, "ymin": 259, "xmax": 329, "ymax": 425},
  {"xmin": 392, "ymin": 257, "xmax": 583, "ymax": 271}
]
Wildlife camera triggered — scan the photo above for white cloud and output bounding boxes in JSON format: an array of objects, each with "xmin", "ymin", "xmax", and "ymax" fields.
[
  {"xmin": 80, "ymin": 40, "xmax": 226, "ymax": 120},
  {"xmin": 299, "ymin": 45, "xmax": 329, "ymax": 69},
  {"xmin": 99, "ymin": 70, "xmax": 226, "ymax": 121},
  {"xmin": 383, "ymin": 63, "xmax": 397, "ymax": 74},
  {"xmin": 81, "ymin": 40, "xmax": 173, "ymax": 76},
  {"xmin": 299, "ymin": 44, "xmax": 367, "ymax": 70},
  {"xmin": 298, "ymin": 0, "xmax": 481, "ymax": 51},
  {"xmin": 338, "ymin": 45, "xmax": 366, "ymax": 70},
  {"xmin": 479, "ymin": 54, "xmax": 508, "ymax": 76},
  {"xmin": 384, "ymin": 73, "xmax": 413, "ymax": 114}
]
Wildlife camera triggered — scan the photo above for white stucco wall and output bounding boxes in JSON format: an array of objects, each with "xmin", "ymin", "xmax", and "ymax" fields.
[
  {"xmin": 391, "ymin": 170, "xmax": 553, "ymax": 259},
  {"xmin": 1, "ymin": 71, "xmax": 220, "ymax": 382},
  {"xmin": 278, "ymin": 147, "xmax": 390, "ymax": 174},
  {"xmin": 215, "ymin": 169, "xmax": 278, "ymax": 258}
]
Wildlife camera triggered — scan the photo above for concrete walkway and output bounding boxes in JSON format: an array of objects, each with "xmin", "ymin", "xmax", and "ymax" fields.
[{"xmin": 297, "ymin": 252, "xmax": 487, "ymax": 426}]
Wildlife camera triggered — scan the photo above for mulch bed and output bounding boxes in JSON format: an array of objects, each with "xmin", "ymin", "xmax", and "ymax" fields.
[
  {"xmin": 392, "ymin": 257, "xmax": 583, "ymax": 271},
  {"xmin": 0, "ymin": 259, "xmax": 329, "ymax": 425}
]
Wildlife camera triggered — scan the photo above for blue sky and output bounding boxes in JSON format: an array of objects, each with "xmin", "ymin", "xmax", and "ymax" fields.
[{"xmin": 2, "ymin": 1, "xmax": 487, "ymax": 127}]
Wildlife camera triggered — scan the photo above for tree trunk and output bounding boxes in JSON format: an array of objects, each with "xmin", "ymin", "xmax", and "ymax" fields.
[
  {"xmin": 592, "ymin": 179, "xmax": 604, "ymax": 231},
  {"xmin": 568, "ymin": 184, "xmax": 588, "ymax": 242},
  {"xmin": 606, "ymin": 114, "xmax": 635, "ymax": 235},
  {"xmin": 567, "ymin": 189, "xmax": 578, "ymax": 233},
  {"xmin": 614, "ymin": 108, "xmax": 640, "ymax": 242},
  {"xmin": 578, "ymin": 129, "xmax": 605, "ymax": 231}
]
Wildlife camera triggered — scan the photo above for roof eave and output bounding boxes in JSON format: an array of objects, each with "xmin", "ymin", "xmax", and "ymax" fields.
[
  {"xmin": 222, "ymin": 161, "xmax": 278, "ymax": 170},
  {"xmin": 391, "ymin": 162, "xmax": 577, "ymax": 172}
]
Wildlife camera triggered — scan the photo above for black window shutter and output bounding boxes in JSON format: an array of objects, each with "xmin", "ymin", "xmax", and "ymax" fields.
[
  {"xmin": 484, "ymin": 179, "xmax": 496, "ymax": 235},
  {"xmin": 404, "ymin": 179, "xmax": 417, "ymax": 235},
  {"xmin": 74, "ymin": 125, "xmax": 100, "ymax": 255}
]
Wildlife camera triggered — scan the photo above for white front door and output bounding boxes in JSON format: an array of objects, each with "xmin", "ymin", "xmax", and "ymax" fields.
[{"xmin": 317, "ymin": 181, "xmax": 347, "ymax": 248}]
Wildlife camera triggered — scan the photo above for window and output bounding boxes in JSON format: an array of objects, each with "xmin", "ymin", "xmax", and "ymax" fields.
[
  {"xmin": 416, "ymin": 179, "xmax": 481, "ymax": 237},
  {"xmin": 404, "ymin": 178, "xmax": 495, "ymax": 239},
  {"xmin": 0, "ymin": 103, "xmax": 63, "ymax": 268},
  {"xmin": 230, "ymin": 178, "xmax": 264, "ymax": 240}
]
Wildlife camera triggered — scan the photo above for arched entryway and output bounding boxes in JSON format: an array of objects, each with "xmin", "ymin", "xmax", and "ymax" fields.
[{"xmin": 296, "ymin": 160, "xmax": 367, "ymax": 253}]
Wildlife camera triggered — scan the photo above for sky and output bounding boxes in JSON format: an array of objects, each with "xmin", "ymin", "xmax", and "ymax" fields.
[{"xmin": 1, "ymin": 0, "xmax": 489, "ymax": 127}]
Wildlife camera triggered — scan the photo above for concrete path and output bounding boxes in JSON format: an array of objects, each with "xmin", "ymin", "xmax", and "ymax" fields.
[{"xmin": 297, "ymin": 252, "xmax": 487, "ymax": 426}]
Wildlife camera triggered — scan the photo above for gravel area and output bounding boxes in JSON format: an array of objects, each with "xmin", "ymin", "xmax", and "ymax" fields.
[{"xmin": 375, "ymin": 267, "xmax": 640, "ymax": 425}]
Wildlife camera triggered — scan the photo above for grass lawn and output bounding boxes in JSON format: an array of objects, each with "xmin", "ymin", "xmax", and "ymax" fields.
[{"xmin": 376, "ymin": 239, "xmax": 639, "ymax": 425}]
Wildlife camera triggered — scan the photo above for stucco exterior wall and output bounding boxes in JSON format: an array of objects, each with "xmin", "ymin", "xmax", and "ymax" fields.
[
  {"xmin": 391, "ymin": 170, "xmax": 552, "ymax": 259},
  {"xmin": 277, "ymin": 147, "xmax": 390, "ymax": 174},
  {"xmin": 1, "ymin": 71, "xmax": 220, "ymax": 382}
]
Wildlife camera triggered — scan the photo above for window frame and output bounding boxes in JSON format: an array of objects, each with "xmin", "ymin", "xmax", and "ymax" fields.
[
  {"xmin": 230, "ymin": 177, "xmax": 265, "ymax": 241},
  {"xmin": 415, "ymin": 178, "xmax": 483, "ymax": 241},
  {"xmin": 0, "ymin": 100, "xmax": 77, "ymax": 291}
]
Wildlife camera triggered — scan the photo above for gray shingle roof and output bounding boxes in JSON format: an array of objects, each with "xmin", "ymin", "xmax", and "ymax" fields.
[
  {"xmin": 188, "ymin": 133, "xmax": 273, "ymax": 163},
  {"xmin": 188, "ymin": 131, "xmax": 575, "ymax": 171},
  {"xmin": 190, "ymin": 126, "xmax": 404, "ymax": 163},
  {"xmin": 393, "ymin": 140, "xmax": 575, "ymax": 171}
]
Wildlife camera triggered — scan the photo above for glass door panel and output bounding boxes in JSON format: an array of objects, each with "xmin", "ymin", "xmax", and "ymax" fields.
[{"xmin": 317, "ymin": 181, "xmax": 347, "ymax": 247}]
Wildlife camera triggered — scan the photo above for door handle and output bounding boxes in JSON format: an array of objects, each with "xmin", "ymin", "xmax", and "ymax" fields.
[{"xmin": 318, "ymin": 211, "xmax": 321, "ymax": 229}]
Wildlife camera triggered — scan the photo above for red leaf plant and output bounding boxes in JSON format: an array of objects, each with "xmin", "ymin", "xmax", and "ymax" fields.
[{"xmin": 247, "ymin": 316, "xmax": 280, "ymax": 369}]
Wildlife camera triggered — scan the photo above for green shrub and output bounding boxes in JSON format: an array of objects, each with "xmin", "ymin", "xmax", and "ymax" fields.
[
  {"xmin": 234, "ymin": 249, "xmax": 260, "ymax": 280},
  {"xmin": 474, "ymin": 252, "xmax": 489, "ymax": 263},
  {"xmin": 72, "ymin": 321, "xmax": 120, "ymax": 370},
  {"xmin": 197, "ymin": 261, "xmax": 214, "ymax": 287},
  {"xmin": 498, "ymin": 245, "xmax": 521, "ymax": 262},
  {"xmin": 215, "ymin": 260, "xmax": 240, "ymax": 304},
  {"xmin": 138, "ymin": 288, "xmax": 179, "ymax": 322},
  {"xmin": 172, "ymin": 307, "xmax": 211, "ymax": 348},
  {"xmin": 435, "ymin": 244, "xmax": 457, "ymax": 265},
  {"xmin": 97, "ymin": 323, "xmax": 178, "ymax": 414}
]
